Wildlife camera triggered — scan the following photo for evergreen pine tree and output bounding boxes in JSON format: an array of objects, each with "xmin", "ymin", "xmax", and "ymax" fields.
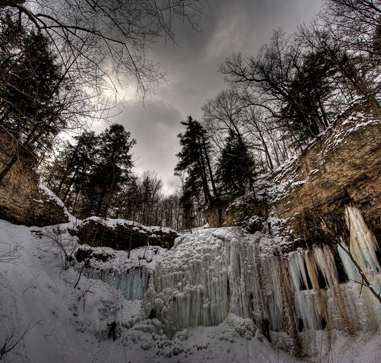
[
  {"xmin": 175, "ymin": 116, "xmax": 218, "ymax": 207},
  {"xmin": 88, "ymin": 124, "xmax": 135, "ymax": 217},
  {"xmin": 216, "ymin": 131, "xmax": 256, "ymax": 198},
  {"xmin": 47, "ymin": 131, "xmax": 97, "ymax": 206},
  {"xmin": 0, "ymin": 11, "xmax": 68, "ymax": 181}
]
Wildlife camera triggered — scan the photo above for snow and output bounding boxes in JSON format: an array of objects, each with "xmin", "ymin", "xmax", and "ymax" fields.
[
  {"xmin": 1, "ymin": 217, "xmax": 381, "ymax": 362},
  {"xmin": 82, "ymin": 215, "xmax": 177, "ymax": 235},
  {"xmin": 38, "ymin": 182, "xmax": 77, "ymax": 223}
]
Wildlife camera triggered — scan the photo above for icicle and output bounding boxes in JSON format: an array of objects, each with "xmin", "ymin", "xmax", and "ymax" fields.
[
  {"xmin": 345, "ymin": 205, "xmax": 381, "ymax": 274},
  {"xmin": 84, "ymin": 267, "xmax": 151, "ymax": 300}
]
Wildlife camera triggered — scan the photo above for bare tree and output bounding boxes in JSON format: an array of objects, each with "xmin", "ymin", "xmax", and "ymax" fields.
[
  {"xmin": 298, "ymin": 22, "xmax": 381, "ymax": 117},
  {"xmin": 221, "ymin": 30, "xmax": 334, "ymax": 142},
  {"xmin": 202, "ymin": 89, "xmax": 248, "ymax": 144},
  {"xmin": 0, "ymin": 320, "xmax": 40, "ymax": 360},
  {"xmin": 202, "ymin": 89, "xmax": 283, "ymax": 172},
  {"xmin": 320, "ymin": 0, "xmax": 381, "ymax": 55},
  {"xmin": 0, "ymin": 0, "xmax": 207, "ymax": 98}
]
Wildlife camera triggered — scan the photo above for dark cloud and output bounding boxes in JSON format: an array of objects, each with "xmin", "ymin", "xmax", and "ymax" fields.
[{"xmin": 104, "ymin": 0, "xmax": 322, "ymax": 194}]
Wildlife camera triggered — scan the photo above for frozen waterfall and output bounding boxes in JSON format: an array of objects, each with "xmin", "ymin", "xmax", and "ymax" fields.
[
  {"xmin": 142, "ymin": 207, "xmax": 381, "ymax": 349},
  {"xmin": 77, "ymin": 205, "xmax": 381, "ymax": 354},
  {"xmin": 84, "ymin": 266, "xmax": 151, "ymax": 300}
]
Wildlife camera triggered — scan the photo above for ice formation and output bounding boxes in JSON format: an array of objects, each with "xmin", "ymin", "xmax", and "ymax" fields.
[
  {"xmin": 84, "ymin": 266, "xmax": 151, "ymax": 300},
  {"xmin": 139, "ymin": 205, "xmax": 381, "ymax": 353},
  {"xmin": 71, "ymin": 205, "xmax": 381, "ymax": 355},
  {"xmin": 1, "ymin": 203, "xmax": 381, "ymax": 361},
  {"xmin": 74, "ymin": 244, "xmax": 169, "ymax": 301}
]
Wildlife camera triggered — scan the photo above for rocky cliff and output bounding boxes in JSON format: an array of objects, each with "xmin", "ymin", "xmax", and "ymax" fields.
[
  {"xmin": 269, "ymin": 102, "xmax": 381, "ymax": 247},
  {"xmin": 73, "ymin": 217, "xmax": 179, "ymax": 250},
  {"xmin": 207, "ymin": 102, "xmax": 381, "ymax": 251},
  {"xmin": 0, "ymin": 131, "xmax": 69, "ymax": 226}
]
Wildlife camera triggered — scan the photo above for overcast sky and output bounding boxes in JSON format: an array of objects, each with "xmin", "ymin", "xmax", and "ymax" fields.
[{"xmin": 97, "ymin": 0, "xmax": 323, "ymax": 194}]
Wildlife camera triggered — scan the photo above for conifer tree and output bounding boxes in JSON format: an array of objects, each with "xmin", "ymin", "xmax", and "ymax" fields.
[
  {"xmin": 88, "ymin": 124, "xmax": 135, "ymax": 217},
  {"xmin": 216, "ymin": 131, "xmax": 256, "ymax": 198},
  {"xmin": 0, "ymin": 11, "xmax": 69, "ymax": 182},
  {"xmin": 175, "ymin": 117, "xmax": 218, "ymax": 207},
  {"xmin": 48, "ymin": 131, "xmax": 98, "ymax": 206}
]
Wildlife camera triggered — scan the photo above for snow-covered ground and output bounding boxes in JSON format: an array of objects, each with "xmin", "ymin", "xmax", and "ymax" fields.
[{"xmin": 1, "ymin": 218, "xmax": 381, "ymax": 363}]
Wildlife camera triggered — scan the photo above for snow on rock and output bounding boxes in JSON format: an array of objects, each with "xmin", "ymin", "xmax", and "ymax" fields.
[
  {"xmin": 73, "ymin": 216, "xmax": 179, "ymax": 251},
  {"xmin": 75, "ymin": 244, "xmax": 169, "ymax": 301},
  {"xmin": 37, "ymin": 182, "xmax": 76, "ymax": 224}
]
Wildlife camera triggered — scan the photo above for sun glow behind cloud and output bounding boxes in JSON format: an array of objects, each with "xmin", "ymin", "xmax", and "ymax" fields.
[{"xmin": 102, "ymin": 75, "xmax": 139, "ymax": 104}]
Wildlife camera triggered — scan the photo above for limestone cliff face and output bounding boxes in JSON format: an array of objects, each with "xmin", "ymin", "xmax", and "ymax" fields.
[
  {"xmin": 0, "ymin": 132, "xmax": 69, "ymax": 226},
  {"xmin": 269, "ymin": 103, "xmax": 381, "ymax": 246},
  {"xmin": 207, "ymin": 103, "xmax": 381, "ymax": 250}
]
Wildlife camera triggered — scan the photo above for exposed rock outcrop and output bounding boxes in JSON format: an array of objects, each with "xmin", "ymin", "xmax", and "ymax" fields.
[
  {"xmin": 73, "ymin": 217, "xmax": 179, "ymax": 250},
  {"xmin": 269, "ymin": 103, "xmax": 381, "ymax": 246},
  {"xmin": 206, "ymin": 103, "xmax": 381, "ymax": 250},
  {"xmin": 0, "ymin": 131, "xmax": 69, "ymax": 226}
]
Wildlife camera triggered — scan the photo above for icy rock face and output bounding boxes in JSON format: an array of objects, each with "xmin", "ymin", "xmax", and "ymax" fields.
[
  {"xmin": 143, "ymin": 227, "xmax": 285, "ymax": 339},
  {"xmin": 84, "ymin": 267, "xmax": 151, "ymax": 301},
  {"xmin": 143, "ymin": 208, "xmax": 381, "ymax": 352},
  {"xmin": 74, "ymin": 244, "xmax": 169, "ymax": 301}
]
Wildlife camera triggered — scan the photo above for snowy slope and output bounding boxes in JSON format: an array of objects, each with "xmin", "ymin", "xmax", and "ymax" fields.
[{"xmin": 1, "ymin": 219, "xmax": 381, "ymax": 363}]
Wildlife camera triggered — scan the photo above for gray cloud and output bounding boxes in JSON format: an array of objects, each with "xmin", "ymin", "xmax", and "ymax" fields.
[{"xmin": 105, "ymin": 0, "xmax": 322, "ymax": 194}]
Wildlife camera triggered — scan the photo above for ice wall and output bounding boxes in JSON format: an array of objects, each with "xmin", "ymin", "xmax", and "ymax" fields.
[
  {"xmin": 84, "ymin": 267, "xmax": 151, "ymax": 301},
  {"xmin": 77, "ymin": 245, "xmax": 168, "ymax": 301},
  {"xmin": 142, "ymin": 228, "xmax": 286, "ymax": 338},
  {"xmin": 143, "ymin": 208, "xmax": 381, "ymax": 349}
]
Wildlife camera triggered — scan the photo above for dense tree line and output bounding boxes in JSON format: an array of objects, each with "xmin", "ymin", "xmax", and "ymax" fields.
[{"xmin": 45, "ymin": 128, "xmax": 193, "ymax": 230}]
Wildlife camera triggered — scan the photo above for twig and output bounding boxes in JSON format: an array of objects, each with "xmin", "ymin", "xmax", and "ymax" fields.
[
  {"xmin": 317, "ymin": 209, "xmax": 381, "ymax": 305},
  {"xmin": 0, "ymin": 319, "xmax": 42, "ymax": 360}
]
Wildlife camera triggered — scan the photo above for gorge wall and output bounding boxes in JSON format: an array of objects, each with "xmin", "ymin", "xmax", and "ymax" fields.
[
  {"xmin": 269, "ymin": 103, "xmax": 381, "ymax": 247},
  {"xmin": 0, "ymin": 131, "xmax": 69, "ymax": 226},
  {"xmin": 206, "ymin": 102, "xmax": 381, "ymax": 249}
]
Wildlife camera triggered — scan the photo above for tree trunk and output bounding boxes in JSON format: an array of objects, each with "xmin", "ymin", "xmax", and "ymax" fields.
[{"xmin": 201, "ymin": 132, "xmax": 219, "ymax": 199}]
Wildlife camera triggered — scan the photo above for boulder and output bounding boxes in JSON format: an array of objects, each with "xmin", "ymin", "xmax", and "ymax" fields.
[{"xmin": 73, "ymin": 217, "xmax": 179, "ymax": 250}]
